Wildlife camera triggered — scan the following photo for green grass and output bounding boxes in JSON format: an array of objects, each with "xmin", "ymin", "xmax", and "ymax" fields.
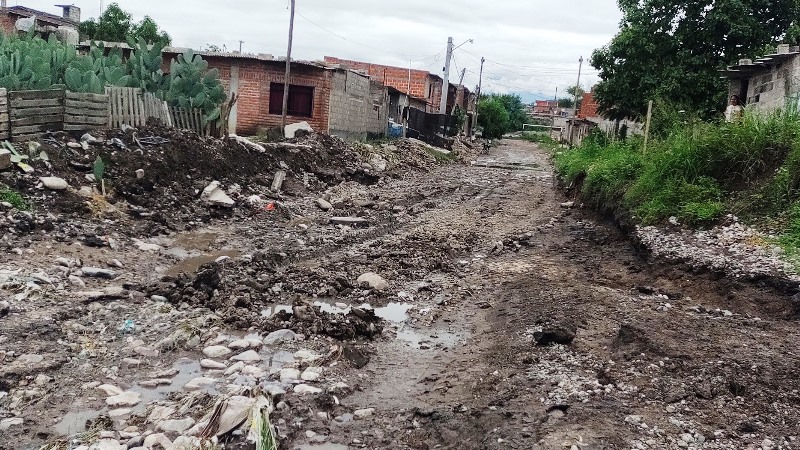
[
  {"xmin": 0, "ymin": 184, "xmax": 28, "ymax": 210},
  {"xmin": 555, "ymin": 108, "xmax": 800, "ymax": 231},
  {"xmin": 520, "ymin": 131, "xmax": 558, "ymax": 149}
]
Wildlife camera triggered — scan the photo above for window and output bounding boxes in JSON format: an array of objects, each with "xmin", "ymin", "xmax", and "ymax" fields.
[{"xmin": 269, "ymin": 83, "xmax": 314, "ymax": 117}]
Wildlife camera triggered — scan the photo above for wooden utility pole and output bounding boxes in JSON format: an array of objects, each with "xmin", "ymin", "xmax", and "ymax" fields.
[
  {"xmin": 474, "ymin": 56, "xmax": 485, "ymax": 137},
  {"xmin": 574, "ymin": 56, "xmax": 583, "ymax": 116},
  {"xmin": 403, "ymin": 60, "xmax": 411, "ymax": 138},
  {"xmin": 281, "ymin": 0, "xmax": 296, "ymax": 133}
]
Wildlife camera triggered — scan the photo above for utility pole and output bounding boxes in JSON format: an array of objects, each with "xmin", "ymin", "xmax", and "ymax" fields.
[
  {"xmin": 281, "ymin": 0, "xmax": 296, "ymax": 133},
  {"xmin": 574, "ymin": 56, "xmax": 583, "ymax": 117},
  {"xmin": 474, "ymin": 56, "xmax": 484, "ymax": 137},
  {"xmin": 238, "ymin": 40, "xmax": 244, "ymax": 53},
  {"xmin": 403, "ymin": 60, "xmax": 411, "ymax": 138},
  {"xmin": 439, "ymin": 37, "xmax": 454, "ymax": 114}
]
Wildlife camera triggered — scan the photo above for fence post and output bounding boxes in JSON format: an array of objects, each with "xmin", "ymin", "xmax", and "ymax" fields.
[{"xmin": 642, "ymin": 100, "xmax": 653, "ymax": 152}]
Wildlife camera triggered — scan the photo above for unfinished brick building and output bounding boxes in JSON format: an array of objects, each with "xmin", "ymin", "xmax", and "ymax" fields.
[
  {"xmin": 163, "ymin": 49, "xmax": 386, "ymax": 140},
  {"xmin": 323, "ymin": 56, "xmax": 444, "ymax": 113}
]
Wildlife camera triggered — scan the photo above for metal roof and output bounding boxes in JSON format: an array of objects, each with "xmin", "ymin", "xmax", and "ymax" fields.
[
  {"xmin": 721, "ymin": 46, "xmax": 800, "ymax": 79},
  {"xmin": 7, "ymin": 5, "xmax": 76, "ymax": 27}
]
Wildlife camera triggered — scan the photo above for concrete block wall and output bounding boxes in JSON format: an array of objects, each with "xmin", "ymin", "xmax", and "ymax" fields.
[
  {"xmin": 367, "ymin": 81, "xmax": 388, "ymax": 136},
  {"xmin": 745, "ymin": 56, "xmax": 800, "ymax": 114},
  {"xmin": 328, "ymin": 70, "xmax": 370, "ymax": 141}
]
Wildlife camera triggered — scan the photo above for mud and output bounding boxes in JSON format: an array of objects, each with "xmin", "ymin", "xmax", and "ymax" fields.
[{"xmin": 1, "ymin": 138, "xmax": 799, "ymax": 450}]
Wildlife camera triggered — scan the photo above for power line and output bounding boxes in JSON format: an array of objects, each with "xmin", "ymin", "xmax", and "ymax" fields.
[{"xmin": 296, "ymin": 12, "xmax": 440, "ymax": 63}]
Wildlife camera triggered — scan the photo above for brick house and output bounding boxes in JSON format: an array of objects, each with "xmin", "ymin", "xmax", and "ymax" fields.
[
  {"xmin": 323, "ymin": 56, "xmax": 444, "ymax": 113},
  {"xmin": 162, "ymin": 49, "xmax": 385, "ymax": 140},
  {"xmin": 533, "ymin": 100, "xmax": 558, "ymax": 115},
  {"xmin": 578, "ymin": 92, "xmax": 599, "ymax": 118},
  {"xmin": 0, "ymin": 2, "xmax": 80, "ymax": 43}
]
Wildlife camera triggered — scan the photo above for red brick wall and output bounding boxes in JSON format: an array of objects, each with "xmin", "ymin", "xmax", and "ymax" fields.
[
  {"xmin": 579, "ymin": 92, "xmax": 599, "ymax": 118},
  {"xmin": 0, "ymin": 12, "xmax": 18, "ymax": 35},
  {"xmin": 324, "ymin": 56, "xmax": 445, "ymax": 112},
  {"xmin": 163, "ymin": 53, "xmax": 332, "ymax": 135}
]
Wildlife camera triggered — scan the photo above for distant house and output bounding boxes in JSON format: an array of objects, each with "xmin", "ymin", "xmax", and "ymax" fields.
[
  {"xmin": 0, "ymin": 2, "xmax": 80, "ymax": 43},
  {"xmin": 162, "ymin": 49, "xmax": 386, "ymax": 140},
  {"xmin": 565, "ymin": 90, "xmax": 642, "ymax": 146},
  {"xmin": 533, "ymin": 100, "xmax": 558, "ymax": 115},
  {"xmin": 721, "ymin": 44, "xmax": 800, "ymax": 114}
]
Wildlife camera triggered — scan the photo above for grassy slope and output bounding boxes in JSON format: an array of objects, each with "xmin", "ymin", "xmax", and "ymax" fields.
[{"xmin": 554, "ymin": 110, "xmax": 800, "ymax": 251}]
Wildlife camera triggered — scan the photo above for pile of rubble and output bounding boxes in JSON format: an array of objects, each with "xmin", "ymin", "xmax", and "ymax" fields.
[{"xmin": 0, "ymin": 126, "xmax": 465, "ymax": 248}]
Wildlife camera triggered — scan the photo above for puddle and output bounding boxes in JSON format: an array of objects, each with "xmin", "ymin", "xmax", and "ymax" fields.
[
  {"xmin": 131, "ymin": 359, "xmax": 209, "ymax": 403},
  {"xmin": 266, "ymin": 350, "xmax": 295, "ymax": 369},
  {"xmin": 172, "ymin": 232, "xmax": 219, "ymax": 250},
  {"xmin": 165, "ymin": 250, "xmax": 240, "ymax": 277},
  {"xmin": 52, "ymin": 406, "xmax": 103, "ymax": 436},
  {"xmin": 397, "ymin": 327, "xmax": 462, "ymax": 349},
  {"xmin": 374, "ymin": 302, "xmax": 413, "ymax": 322},
  {"xmin": 278, "ymin": 300, "xmax": 414, "ymax": 324},
  {"xmin": 296, "ymin": 445, "xmax": 349, "ymax": 450}
]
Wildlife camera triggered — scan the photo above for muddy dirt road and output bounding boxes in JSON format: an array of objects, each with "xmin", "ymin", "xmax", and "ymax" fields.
[{"xmin": 2, "ymin": 139, "xmax": 799, "ymax": 450}]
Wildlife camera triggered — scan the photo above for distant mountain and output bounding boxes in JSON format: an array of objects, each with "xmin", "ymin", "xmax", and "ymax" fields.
[{"xmin": 514, "ymin": 92, "xmax": 551, "ymax": 105}]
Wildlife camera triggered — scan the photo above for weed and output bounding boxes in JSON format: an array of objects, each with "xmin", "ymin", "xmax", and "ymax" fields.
[
  {"xmin": 554, "ymin": 107, "xmax": 800, "ymax": 229},
  {"xmin": 0, "ymin": 184, "xmax": 28, "ymax": 210}
]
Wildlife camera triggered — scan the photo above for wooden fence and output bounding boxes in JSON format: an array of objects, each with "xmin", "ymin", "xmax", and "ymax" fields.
[
  {"xmin": 168, "ymin": 106, "xmax": 209, "ymax": 136},
  {"xmin": 0, "ymin": 87, "xmax": 213, "ymax": 142},
  {"xmin": 8, "ymin": 89, "xmax": 65, "ymax": 142},
  {"xmin": 64, "ymin": 92, "xmax": 109, "ymax": 132},
  {"xmin": 0, "ymin": 88, "xmax": 8, "ymax": 141},
  {"xmin": 106, "ymin": 87, "xmax": 172, "ymax": 128}
]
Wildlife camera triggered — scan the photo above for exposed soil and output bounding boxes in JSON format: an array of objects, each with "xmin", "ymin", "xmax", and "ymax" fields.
[{"xmin": 1, "ymin": 137, "xmax": 798, "ymax": 450}]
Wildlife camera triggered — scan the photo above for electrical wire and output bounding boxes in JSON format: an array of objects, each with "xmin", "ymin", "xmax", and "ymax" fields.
[{"xmin": 296, "ymin": 11, "xmax": 440, "ymax": 63}]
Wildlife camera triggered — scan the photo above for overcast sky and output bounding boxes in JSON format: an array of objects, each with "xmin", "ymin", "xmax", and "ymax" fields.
[{"xmin": 19, "ymin": 0, "xmax": 622, "ymax": 99}]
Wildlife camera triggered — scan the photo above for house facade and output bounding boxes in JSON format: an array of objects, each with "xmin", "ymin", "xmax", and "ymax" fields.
[
  {"xmin": 163, "ymin": 49, "xmax": 385, "ymax": 140},
  {"xmin": 0, "ymin": 2, "xmax": 79, "ymax": 43},
  {"xmin": 722, "ymin": 44, "xmax": 800, "ymax": 114},
  {"xmin": 533, "ymin": 100, "xmax": 558, "ymax": 115}
]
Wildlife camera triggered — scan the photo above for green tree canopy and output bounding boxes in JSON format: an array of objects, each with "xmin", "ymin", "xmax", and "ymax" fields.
[
  {"xmin": 478, "ymin": 97, "xmax": 510, "ymax": 139},
  {"xmin": 591, "ymin": 0, "xmax": 800, "ymax": 120},
  {"xmin": 80, "ymin": 3, "xmax": 171, "ymax": 45}
]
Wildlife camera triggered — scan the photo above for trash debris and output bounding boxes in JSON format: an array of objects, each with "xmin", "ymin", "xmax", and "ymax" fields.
[
  {"xmin": 119, "ymin": 319, "xmax": 135, "ymax": 333},
  {"xmin": 284, "ymin": 121, "xmax": 314, "ymax": 138},
  {"xmin": 201, "ymin": 181, "xmax": 235, "ymax": 208}
]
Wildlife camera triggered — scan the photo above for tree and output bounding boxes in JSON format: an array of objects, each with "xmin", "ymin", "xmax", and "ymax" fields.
[
  {"xmin": 80, "ymin": 3, "xmax": 171, "ymax": 45},
  {"xmin": 478, "ymin": 97, "xmax": 510, "ymax": 139},
  {"xmin": 591, "ymin": 0, "xmax": 799, "ymax": 120},
  {"xmin": 132, "ymin": 16, "xmax": 171, "ymax": 46},
  {"xmin": 566, "ymin": 85, "xmax": 585, "ymax": 110},
  {"xmin": 494, "ymin": 94, "xmax": 528, "ymax": 131}
]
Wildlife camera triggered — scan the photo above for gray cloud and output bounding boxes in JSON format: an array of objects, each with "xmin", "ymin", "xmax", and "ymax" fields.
[{"xmin": 19, "ymin": 0, "xmax": 621, "ymax": 97}]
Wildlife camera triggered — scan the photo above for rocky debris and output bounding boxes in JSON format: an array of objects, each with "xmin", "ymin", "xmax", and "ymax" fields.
[
  {"xmin": 356, "ymin": 272, "xmax": 390, "ymax": 291},
  {"xmin": 637, "ymin": 216, "xmax": 800, "ymax": 281},
  {"xmin": 105, "ymin": 391, "xmax": 141, "ymax": 407},
  {"xmin": 202, "ymin": 345, "xmax": 232, "ymax": 358},
  {"xmin": 200, "ymin": 359, "xmax": 227, "ymax": 369},
  {"xmin": 81, "ymin": 267, "xmax": 117, "ymax": 279},
  {"xmin": 262, "ymin": 298, "xmax": 384, "ymax": 340},
  {"xmin": 294, "ymin": 384, "xmax": 323, "ymax": 395},
  {"xmin": 285, "ymin": 121, "xmax": 314, "ymax": 138},
  {"xmin": 316, "ymin": 198, "xmax": 333, "ymax": 211},
  {"xmin": 201, "ymin": 181, "xmax": 235, "ymax": 208},
  {"xmin": 533, "ymin": 322, "xmax": 577, "ymax": 346},
  {"xmin": 0, "ymin": 148, "xmax": 11, "ymax": 170},
  {"xmin": 263, "ymin": 329, "xmax": 297, "ymax": 345},
  {"xmin": 230, "ymin": 349, "xmax": 261, "ymax": 362},
  {"xmin": 330, "ymin": 216, "xmax": 369, "ymax": 226},
  {"xmin": 39, "ymin": 176, "xmax": 69, "ymax": 190}
]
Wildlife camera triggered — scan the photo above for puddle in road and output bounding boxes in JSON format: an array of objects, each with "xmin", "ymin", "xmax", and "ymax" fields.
[
  {"xmin": 172, "ymin": 232, "xmax": 219, "ymax": 250},
  {"xmin": 165, "ymin": 250, "xmax": 240, "ymax": 277},
  {"xmin": 262, "ymin": 301, "xmax": 413, "ymax": 324},
  {"xmin": 396, "ymin": 327, "xmax": 462, "ymax": 349},
  {"xmin": 132, "ymin": 359, "xmax": 210, "ymax": 403},
  {"xmin": 296, "ymin": 445, "xmax": 349, "ymax": 450},
  {"xmin": 52, "ymin": 406, "xmax": 103, "ymax": 436}
]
